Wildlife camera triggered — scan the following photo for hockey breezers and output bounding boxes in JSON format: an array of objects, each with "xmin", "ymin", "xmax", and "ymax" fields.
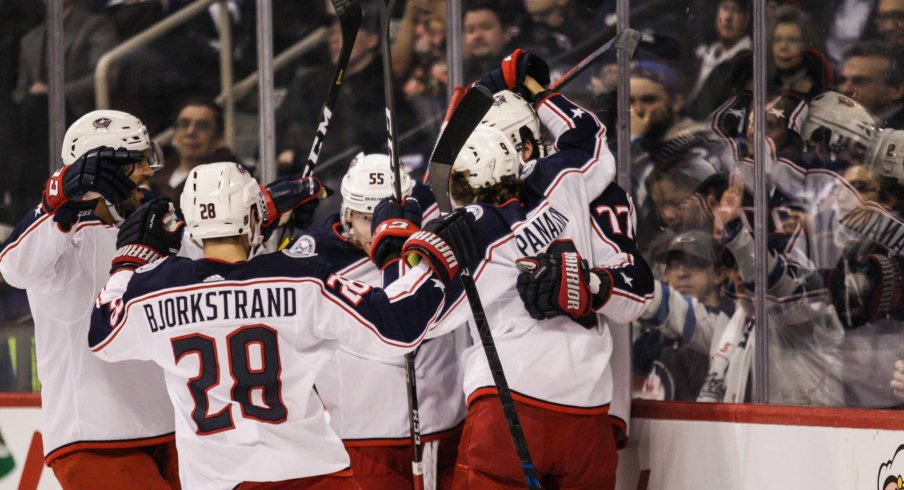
[{"xmin": 428, "ymin": 85, "xmax": 542, "ymax": 489}]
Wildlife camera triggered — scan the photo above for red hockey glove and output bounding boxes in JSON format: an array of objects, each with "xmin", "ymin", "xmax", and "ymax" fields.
[
  {"xmin": 370, "ymin": 197, "xmax": 422, "ymax": 269},
  {"xmin": 477, "ymin": 49, "xmax": 550, "ymax": 100},
  {"xmin": 111, "ymin": 198, "xmax": 184, "ymax": 273},
  {"xmin": 516, "ymin": 246, "xmax": 613, "ymax": 323},
  {"xmin": 402, "ymin": 208, "xmax": 479, "ymax": 284}
]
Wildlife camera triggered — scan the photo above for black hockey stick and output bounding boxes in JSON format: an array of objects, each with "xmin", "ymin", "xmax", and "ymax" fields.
[
  {"xmin": 428, "ymin": 85, "xmax": 542, "ymax": 489},
  {"xmin": 548, "ymin": 28, "xmax": 642, "ymax": 92},
  {"xmin": 302, "ymin": 0, "xmax": 361, "ymax": 178},
  {"xmin": 277, "ymin": 0, "xmax": 361, "ymax": 250},
  {"xmin": 379, "ymin": 2, "xmax": 425, "ymax": 488}
]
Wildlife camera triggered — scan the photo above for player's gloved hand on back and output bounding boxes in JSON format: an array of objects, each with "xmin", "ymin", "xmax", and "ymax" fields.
[
  {"xmin": 477, "ymin": 49, "xmax": 550, "ymax": 100},
  {"xmin": 111, "ymin": 198, "xmax": 184, "ymax": 273},
  {"xmin": 370, "ymin": 197, "xmax": 422, "ymax": 269},
  {"xmin": 402, "ymin": 208, "xmax": 480, "ymax": 284},
  {"xmin": 515, "ymin": 244, "xmax": 613, "ymax": 324},
  {"xmin": 42, "ymin": 146, "xmax": 141, "ymax": 228},
  {"xmin": 261, "ymin": 176, "xmax": 329, "ymax": 232}
]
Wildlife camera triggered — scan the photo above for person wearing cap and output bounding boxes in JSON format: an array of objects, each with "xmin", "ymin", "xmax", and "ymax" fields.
[{"xmin": 633, "ymin": 230, "xmax": 734, "ymax": 401}]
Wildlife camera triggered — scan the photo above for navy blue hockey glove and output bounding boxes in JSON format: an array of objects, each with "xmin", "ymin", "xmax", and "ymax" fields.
[
  {"xmin": 477, "ymin": 49, "xmax": 550, "ymax": 100},
  {"xmin": 370, "ymin": 197, "xmax": 422, "ymax": 269},
  {"xmin": 261, "ymin": 176, "xmax": 328, "ymax": 232},
  {"xmin": 112, "ymin": 198, "xmax": 184, "ymax": 273},
  {"xmin": 42, "ymin": 146, "xmax": 141, "ymax": 228},
  {"xmin": 402, "ymin": 208, "xmax": 480, "ymax": 284},
  {"xmin": 515, "ymin": 243, "xmax": 612, "ymax": 325}
]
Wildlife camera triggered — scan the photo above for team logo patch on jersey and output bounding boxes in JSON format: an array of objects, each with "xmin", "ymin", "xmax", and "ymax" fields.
[
  {"xmin": 136, "ymin": 257, "xmax": 165, "ymax": 273},
  {"xmin": 465, "ymin": 205, "xmax": 483, "ymax": 221},
  {"xmin": 519, "ymin": 159, "xmax": 537, "ymax": 179},
  {"xmin": 284, "ymin": 235, "xmax": 317, "ymax": 258}
]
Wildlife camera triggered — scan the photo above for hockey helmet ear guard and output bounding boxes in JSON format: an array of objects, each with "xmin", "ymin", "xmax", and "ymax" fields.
[
  {"xmin": 62, "ymin": 110, "xmax": 159, "ymax": 170},
  {"xmin": 452, "ymin": 126, "xmax": 521, "ymax": 191},
  {"xmin": 181, "ymin": 162, "xmax": 266, "ymax": 251}
]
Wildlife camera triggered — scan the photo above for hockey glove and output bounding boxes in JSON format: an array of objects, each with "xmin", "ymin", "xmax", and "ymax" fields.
[
  {"xmin": 261, "ymin": 176, "xmax": 328, "ymax": 232},
  {"xmin": 402, "ymin": 208, "xmax": 480, "ymax": 284},
  {"xmin": 477, "ymin": 49, "xmax": 550, "ymax": 101},
  {"xmin": 42, "ymin": 146, "xmax": 142, "ymax": 228},
  {"xmin": 370, "ymin": 197, "xmax": 422, "ymax": 269},
  {"xmin": 515, "ymin": 245, "xmax": 613, "ymax": 323},
  {"xmin": 828, "ymin": 253, "xmax": 904, "ymax": 329},
  {"xmin": 112, "ymin": 198, "xmax": 184, "ymax": 273}
]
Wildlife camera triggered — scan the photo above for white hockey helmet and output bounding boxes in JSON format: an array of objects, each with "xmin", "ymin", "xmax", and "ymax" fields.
[
  {"xmin": 340, "ymin": 152, "xmax": 414, "ymax": 215},
  {"xmin": 453, "ymin": 125, "xmax": 520, "ymax": 189},
  {"xmin": 480, "ymin": 90, "xmax": 541, "ymax": 153},
  {"xmin": 867, "ymin": 129, "xmax": 904, "ymax": 185},
  {"xmin": 181, "ymin": 162, "xmax": 266, "ymax": 250},
  {"xmin": 800, "ymin": 91, "xmax": 876, "ymax": 153},
  {"xmin": 61, "ymin": 109, "xmax": 162, "ymax": 170}
]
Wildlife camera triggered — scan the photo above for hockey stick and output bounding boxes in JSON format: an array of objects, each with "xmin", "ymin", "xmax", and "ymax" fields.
[
  {"xmin": 302, "ymin": 0, "xmax": 361, "ymax": 178},
  {"xmin": 277, "ymin": 0, "xmax": 361, "ymax": 250},
  {"xmin": 379, "ymin": 2, "xmax": 425, "ymax": 489},
  {"xmin": 548, "ymin": 28, "xmax": 642, "ymax": 92},
  {"xmin": 428, "ymin": 85, "xmax": 542, "ymax": 489},
  {"xmin": 435, "ymin": 28, "xmax": 644, "ymax": 132}
]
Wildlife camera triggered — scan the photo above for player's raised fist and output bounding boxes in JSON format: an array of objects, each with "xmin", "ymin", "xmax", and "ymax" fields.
[
  {"xmin": 477, "ymin": 49, "xmax": 550, "ymax": 100},
  {"xmin": 112, "ymin": 198, "xmax": 184, "ymax": 273},
  {"xmin": 370, "ymin": 197, "xmax": 422, "ymax": 268},
  {"xmin": 402, "ymin": 208, "xmax": 479, "ymax": 284},
  {"xmin": 261, "ymin": 176, "xmax": 328, "ymax": 231}
]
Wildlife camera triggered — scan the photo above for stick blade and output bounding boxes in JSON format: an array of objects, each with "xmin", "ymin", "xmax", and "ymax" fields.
[{"xmin": 428, "ymin": 85, "xmax": 494, "ymax": 214}]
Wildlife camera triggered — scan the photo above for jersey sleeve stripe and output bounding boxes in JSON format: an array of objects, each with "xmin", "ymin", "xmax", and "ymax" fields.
[{"xmin": 0, "ymin": 213, "xmax": 52, "ymax": 261}]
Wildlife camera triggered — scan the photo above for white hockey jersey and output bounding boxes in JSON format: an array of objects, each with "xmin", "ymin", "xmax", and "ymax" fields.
[
  {"xmin": 89, "ymin": 250, "xmax": 447, "ymax": 490},
  {"xmin": 289, "ymin": 217, "xmax": 466, "ymax": 445},
  {"xmin": 432, "ymin": 94, "xmax": 625, "ymax": 413},
  {"xmin": 0, "ymin": 206, "xmax": 179, "ymax": 463}
]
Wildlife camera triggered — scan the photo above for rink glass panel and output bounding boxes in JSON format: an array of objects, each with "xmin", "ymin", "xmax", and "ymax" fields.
[{"xmin": 3, "ymin": 0, "xmax": 898, "ymax": 412}]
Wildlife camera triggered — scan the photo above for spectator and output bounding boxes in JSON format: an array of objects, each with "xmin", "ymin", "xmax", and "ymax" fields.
[
  {"xmin": 513, "ymin": 0, "xmax": 590, "ymax": 60},
  {"xmin": 768, "ymin": 6, "xmax": 826, "ymax": 96},
  {"xmin": 462, "ymin": 0, "xmax": 514, "ymax": 82},
  {"xmin": 687, "ymin": 0, "xmax": 752, "ymax": 120},
  {"xmin": 275, "ymin": 3, "xmax": 417, "ymax": 209},
  {"xmin": 628, "ymin": 61, "xmax": 733, "ymax": 253},
  {"xmin": 875, "ymin": 0, "xmax": 904, "ymax": 46},
  {"xmin": 633, "ymin": 231, "xmax": 732, "ymax": 402},
  {"xmin": 12, "ymin": 0, "xmax": 117, "ymax": 215},
  {"xmin": 149, "ymin": 98, "xmax": 240, "ymax": 209},
  {"xmin": 0, "ymin": 0, "xmax": 42, "ymax": 217},
  {"xmin": 838, "ymin": 41, "xmax": 904, "ymax": 129}
]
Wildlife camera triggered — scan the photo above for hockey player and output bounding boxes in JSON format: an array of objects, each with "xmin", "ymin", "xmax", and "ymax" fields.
[
  {"xmin": 430, "ymin": 51, "xmax": 650, "ymax": 488},
  {"xmin": 0, "ymin": 110, "xmax": 326, "ymax": 490},
  {"xmin": 287, "ymin": 153, "xmax": 464, "ymax": 489},
  {"xmin": 476, "ymin": 83, "xmax": 653, "ymax": 447},
  {"xmin": 0, "ymin": 110, "xmax": 183, "ymax": 489},
  {"xmin": 88, "ymin": 161, "xmax": 478, "ymax": 490}
]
